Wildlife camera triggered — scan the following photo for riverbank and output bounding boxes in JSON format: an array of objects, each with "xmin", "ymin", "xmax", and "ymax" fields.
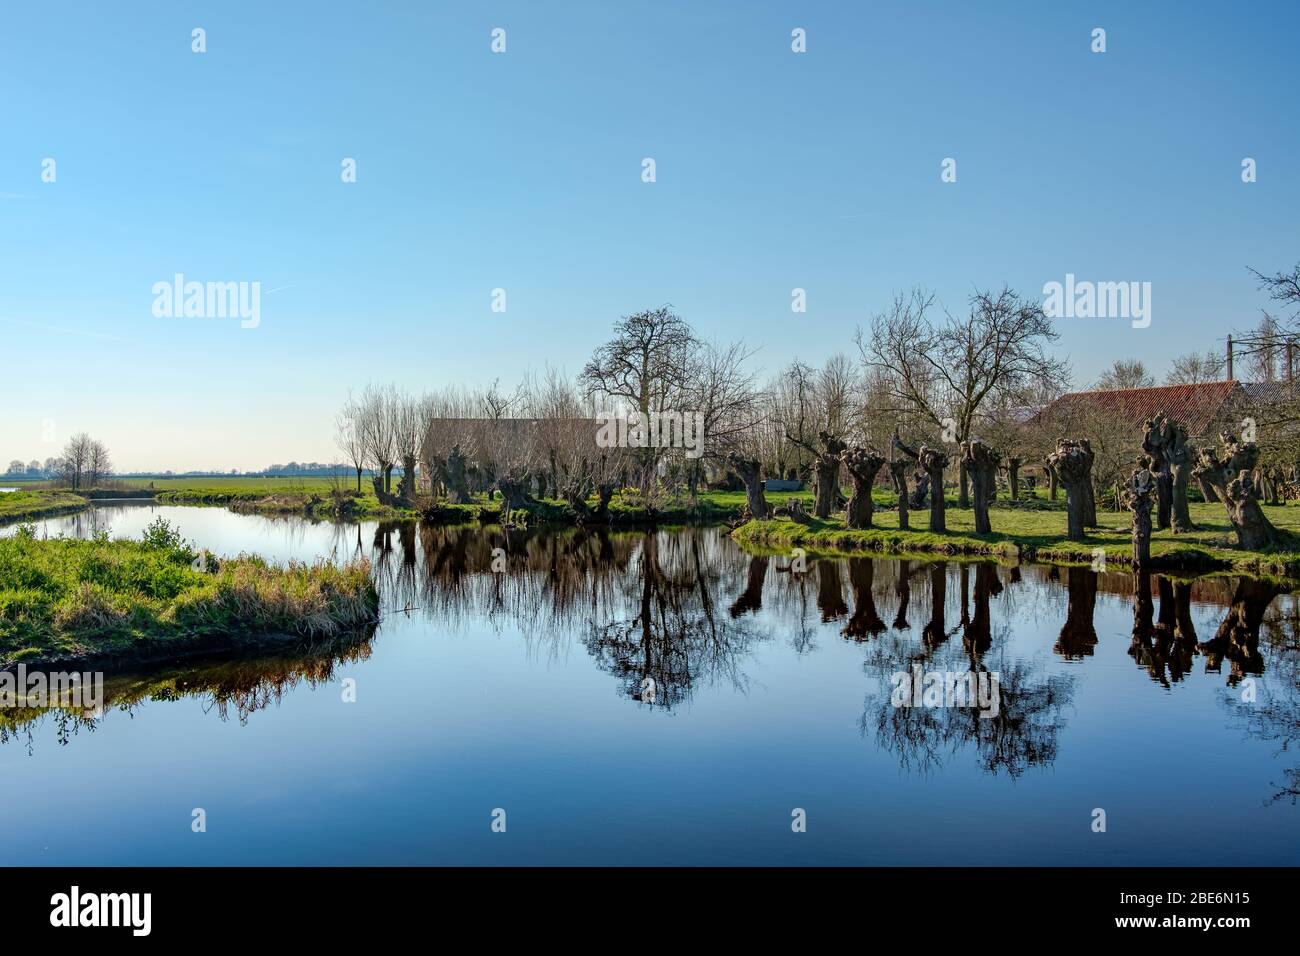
[
  {"xmin": 163, "ymin": 484, "xmax": 755, "ymax": 525},
  {"xmin": 0, "ymin": 490, "xmax": 89, "ymax": 524},
  {"xmin": 0, "ymin": 521, "xmax": 379, "ymax": 669},
  {"xmin": 157, "ymin": 487, "xmax": 413, "ymax": 519},
  {"xmin": 733, "ymin": 499, "xmax": 1300, "ymax": 579}
]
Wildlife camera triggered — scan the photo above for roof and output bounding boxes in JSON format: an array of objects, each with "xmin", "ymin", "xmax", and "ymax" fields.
[
  {"xmin": 1239, "ymin": 381, "xmax": 1296, "ymax": 405},
  {"xmin": 1037, "ymin": 381, "xmax": 1240, "ymax": 436}
]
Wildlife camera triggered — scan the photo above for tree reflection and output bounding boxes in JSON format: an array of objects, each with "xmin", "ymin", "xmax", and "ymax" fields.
[
  {"xmin": 892, "ymin": 559, "xmax": 912, "ymax": 631},
  {"xmin": 843, "ymin": 558, "xmax": 886, "ymax": 641},
  {"xmin": 0, "ymin": 629, "xmax": 377, "ymax": 752},
  {"xmin": 922, "ymin": 562, "xmax": 952, "ymax": 651},
  {"xmin": 584, "ymin": 532, "xmax": 764, "ymax": 709},
  {"xmin": 729, "ymin": 555, "xmax": 769, "ymax": 617},
  {"xmin": 961, "ymin": 563, "xmax": 1002, "ymax": 658},
  {"xmin": 1199, "ymin": 578, "xmax": 1279, "ymax": 686},
  {"xmin": 816, "ymin": 560, "xmax": 847, "ymax": 622},
  {"xmin": 1225, "ymin": 596, "xmax": 1300, "ymax": 805},
  {"xmin": 12, "ymin": 513, "xmax": 1292, "ymax": 802},
  {"xmin": 861, "ymin": 561, "xmax": 1075, "ymax": 777},
  {"xmin": 1054, "ymin": 566, "xmax": 1098, "ymax": 659}
]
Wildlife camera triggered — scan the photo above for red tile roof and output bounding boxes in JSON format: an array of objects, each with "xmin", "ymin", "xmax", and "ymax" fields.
[{"xmin": 1037, "ymin": 381, "xmax": 1240, "ymax": 436}]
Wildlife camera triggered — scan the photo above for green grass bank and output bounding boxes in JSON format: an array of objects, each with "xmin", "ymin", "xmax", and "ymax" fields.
[
  {"xmin": 0, "ymin": 519, "xmax": 379, "ymax": 669},
  {"xmin": 733, "ymin": 496, "xmax": 1300, "ymax": 579},
  {"xmin": 0, "ymin": 490, "xmax": 89, "ymax": 524}
]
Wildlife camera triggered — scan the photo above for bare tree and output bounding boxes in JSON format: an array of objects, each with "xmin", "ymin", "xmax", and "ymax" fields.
[
  {"xmin": 58, "ymin": 433, "xmax": 93, "ymax": 491},
  {"xmin": 1247, "ymin": 312, "xmax": 1282, "ymax": 382},
  {"xmin": 581, "ymin": 307, "xmax": 699, "ymax": 493},
  {"xmin": 817, "ymin": 353, "xmax": 860, "ymax": 441},
  {"xmin": 1250, "ymin": 262, "xmax": 1300, "ymax": 322},
  {"xmin": 685, "ymin": 339, "xmax": 761, "ymax": 499},
  {"xmin": 86, "ymin": 439, "xmax": 112, "ymax": 488},
  {"xmin": 766, "ymin": 360, "xmax": 818, "ymax": 479},
  {"xmin": 859, "ymin": 287, "xmax": 1070, "ymax": 507},
  {"xmin": 1094, "ymin": 359, "xmax": 1154, "ymax": 391},
  {"xmin": 336, "ymin": 399, "xmax": 368, "ymax": 493},
  {"xmin": 391, "ymin": 391, "xmax": 426, "ymax": 503},
  {"xmin": 355, "ymin": 384, "xmax": 398, "ymax": 494},
  {"xmin": 1165, "ymin": 349, "xmax": 1226, "ymax": 384},
  {"xmin": 523, "ymin": 367, "xmax": 588, "ymax": 501}
]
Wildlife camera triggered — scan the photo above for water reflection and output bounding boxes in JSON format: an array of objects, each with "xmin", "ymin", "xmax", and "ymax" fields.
[
  {"xmin": 1230, "ymin": 597, "xmax": 1300, "ymax": 805},
  {"xmin": 0, "ymin": 630, "xmax": 376, "ymax": 753},
  {"xmin": 857, "ymin": 561, "xmax": 1074, "ymax": 777},
  {"xmin": 1055, "ymin": 567, "xmax": 1098, "ymax": 659},
  {"xmin": 3, "ymin": 516, "xmax": 1297, "ymax": 806}
]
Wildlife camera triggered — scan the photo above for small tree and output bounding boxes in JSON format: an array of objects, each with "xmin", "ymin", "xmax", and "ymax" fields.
[
  {"xmin": 58, "ymin": 433, "xmax": 93, "ymax": 491},
  {"xmin": 1094, "ymin": 360, "xmax": 1154, "ymax": 391},
  {"xmin": 1165, "ymin": 349, "xmax": 1226, "ymax": 385},
  {"xmin": 961, "ymin": 438, "xmax": 1000, "ymax": 534},
  {"xmin": 86, "ymin": 440, "xmax": 112, "ymax": 488},
  {"xmin": 336, "ymin": 401, "xmax": 368, "ymax": 493},
  {"xmin": 840, "ymin": 447, "xmax": 886, "ymax": 528},
  {"xmin": 1048, "ymin": 438, "xmax": 1095, "ymax": 541}
]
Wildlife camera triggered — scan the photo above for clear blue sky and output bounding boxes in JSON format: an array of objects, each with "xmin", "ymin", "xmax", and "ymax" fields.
[{"xmin": 1, "ymin": 1, "xmax": 1296, "ymax": 471}]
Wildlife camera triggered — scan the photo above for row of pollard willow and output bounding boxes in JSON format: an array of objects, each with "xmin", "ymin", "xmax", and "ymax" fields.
[
  {"xmin": 727, "ymin": 412, "xmax": 1285, "ymax": 562},
  {"xmin": 727, "ymin": 430, "xmax": 1008, "ymax": 536}
]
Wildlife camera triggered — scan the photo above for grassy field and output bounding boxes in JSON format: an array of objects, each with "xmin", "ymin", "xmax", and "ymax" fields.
[
  {"xmin": 0, "ymin": 490, "xmax": 89, "ymax": 524},
  {"xmin": 0, "ymin": 518, "xmax": 379, "ymax": 668},
  {"xmin": 117, "ymin": 476, "xmax": 348, "ymax": 493},
  {"xmin": 130, "ymin": 477, "xmax": 406, "ymax": 519},
  {"xmin": 734, "ymin": 494, "xmax": 1300, "ymax": 579}
]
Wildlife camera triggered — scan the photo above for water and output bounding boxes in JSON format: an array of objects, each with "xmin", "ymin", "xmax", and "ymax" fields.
[{"xmin": 2, "ymin": 503, "xmax": 1296, "ymax": 865}]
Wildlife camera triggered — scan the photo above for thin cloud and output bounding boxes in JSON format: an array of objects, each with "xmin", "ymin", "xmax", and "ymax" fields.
[{"xmin": 0, "ymin": 317, "xmax": 133, "ymax": 345}]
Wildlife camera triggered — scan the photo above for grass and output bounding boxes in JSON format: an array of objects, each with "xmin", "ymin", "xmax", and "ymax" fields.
[
  {"xmin": 145, "ymin": 479, "xmax": 411, "ymax": 519},
  {"xmin": 0, "ymin": 490, "xmax": 89, "ymax": 524},
  {"xmin": 734, "ymin": 493, "xmax": 1300, "ymax": 579},
  {"xmin": 0, "ymin": 518, "xmax": 379, "ymax": 668},
  {"xmin": 119, "ymin": 477, "xmax": 346, "ymax": 492}
]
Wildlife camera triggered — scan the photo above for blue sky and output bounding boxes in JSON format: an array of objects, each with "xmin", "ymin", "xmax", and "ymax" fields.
[{"xmin": 1, "ymin": 1, "xmax": 1296, "ymax": 471}]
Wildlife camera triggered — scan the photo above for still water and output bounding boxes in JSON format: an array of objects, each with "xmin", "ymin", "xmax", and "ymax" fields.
[{"xmin": 2, "ymin": 503, "xmax": 1296, "ymax": 865}]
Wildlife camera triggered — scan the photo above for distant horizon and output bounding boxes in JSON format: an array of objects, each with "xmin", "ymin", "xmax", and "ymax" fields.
[{"xmin": 3, "ymin": 354, "xmax": 1293, "ymax": 475}]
